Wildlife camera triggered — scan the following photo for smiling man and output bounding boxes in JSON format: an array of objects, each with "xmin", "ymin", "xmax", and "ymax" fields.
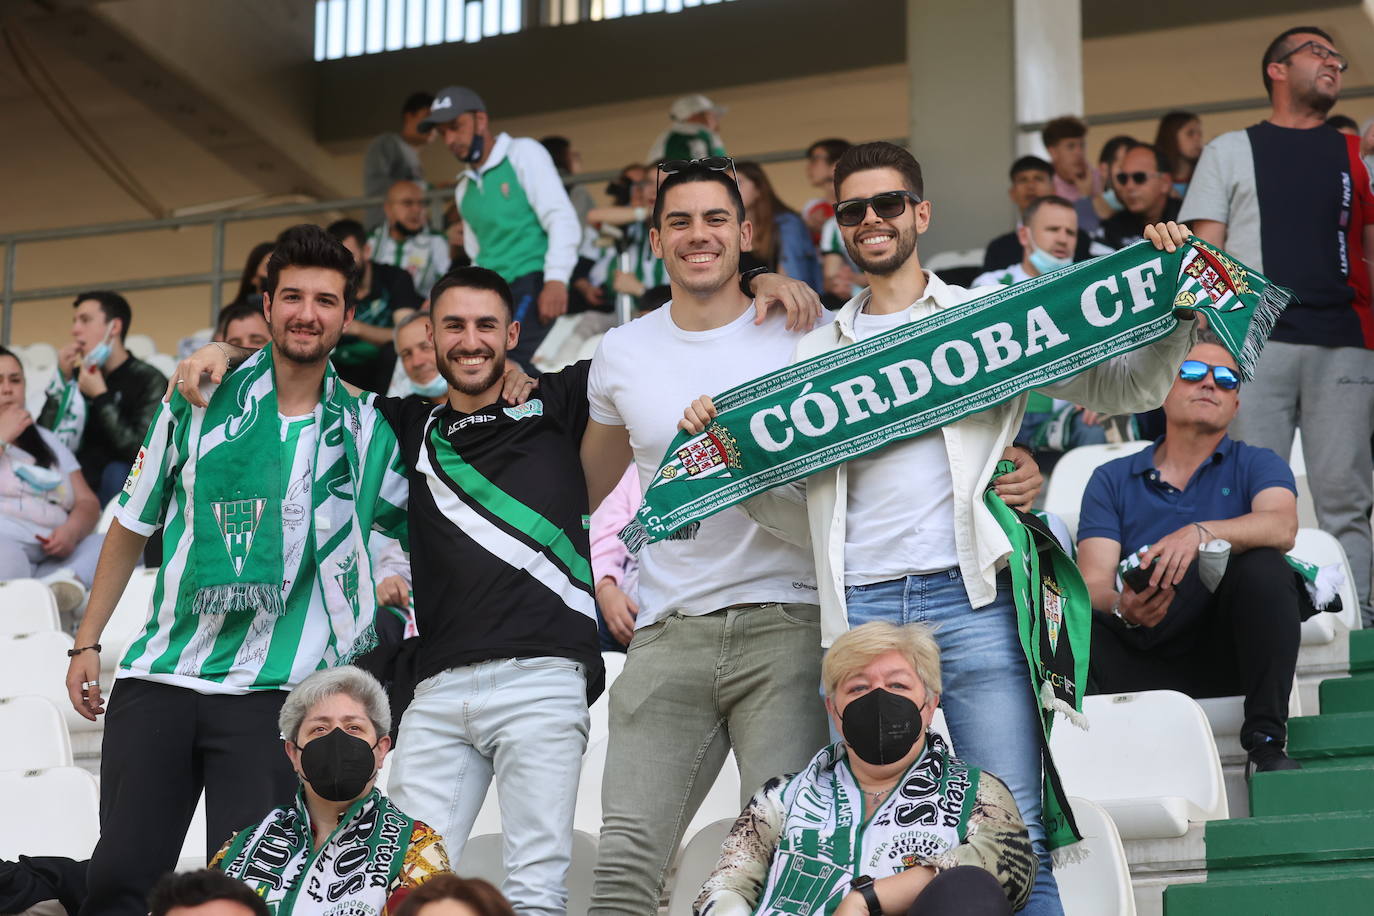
[
  {"xmin": 64, "ymin": 225, "xmax": 410, "ymax": 916},
  {"xmin": 1181, "ymin": 25, "xmax": 1374, "ymax": 625},
  {"xmin": 372, "ymin": 266, "xmax": 604, "ymax": 916},
  {"xmin": 1077, "ymin": 337, "xmax": 1303, "ymax": 775}
]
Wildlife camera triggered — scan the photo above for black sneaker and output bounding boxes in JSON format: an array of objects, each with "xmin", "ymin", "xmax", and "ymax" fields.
[{"xmin": 1247, "ymin": 740, "xmax": 1303, "ymax": 778}]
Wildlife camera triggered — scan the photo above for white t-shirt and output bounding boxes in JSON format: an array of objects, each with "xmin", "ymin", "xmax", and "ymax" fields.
[
  {"xmin": 842, "ymin": 308, "xmax": 957, "ymax": 586},
  {"xmin": 0, "ymin": 426, "xmax": 82, "ymax": 541},
  {"xmin": 588, "ymin": 302, "xmax": 818, "ymax": 627},
  {"xmin": 971, "ymin": 262, "xmax": 1030, "ymax": 289}
]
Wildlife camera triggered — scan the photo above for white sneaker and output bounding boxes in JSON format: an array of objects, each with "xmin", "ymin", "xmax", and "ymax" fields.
[{"xmin": 41, "ymin": 568, "xmax": 87, "ymax": 617}]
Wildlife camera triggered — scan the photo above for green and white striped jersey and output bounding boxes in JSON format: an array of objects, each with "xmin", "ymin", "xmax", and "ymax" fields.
[
  {"xmin": 115, "ymin": 392, "xmax": 408, "ymax": 694},
  {"xmin": 366, "ymin": 225, "xmax": 452, "ymax": 301}
]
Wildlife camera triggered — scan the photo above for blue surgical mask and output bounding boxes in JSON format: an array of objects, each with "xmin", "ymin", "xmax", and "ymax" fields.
[
  {"xmin": 83, "ymin": 327, "xmax": 114, "ymax": 369},
  {"xmin": 15, "ymin": 464, "xmax": 63, "ymax": 492},
  {"xmin": 1028, "ymin": 240, "xmax": 1073, "ymax": 275},
  {"xmin": 410, "ymin": 373, "xmax": 448, "ymax": 399},
  {"xmin": 1173, "ymin": 181, "xmax": 1189, "ymax": 199},
  {"xmin": 1102, "ymin": 187, "xmax": 1122, "ymax": 211}
]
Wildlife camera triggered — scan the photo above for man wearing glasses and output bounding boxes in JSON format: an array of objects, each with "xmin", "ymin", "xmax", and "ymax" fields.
[
  {"xmin": 1076, "ymin": 336, "xmax": 1303, "ymax": 776},
  {"xmin": 1099, "ymin": 143, "xmax": 1182, "ymax": 250},
  {"xmin": 1181, "ymin": 26, "xmax": 1374, "ymax": 626}
]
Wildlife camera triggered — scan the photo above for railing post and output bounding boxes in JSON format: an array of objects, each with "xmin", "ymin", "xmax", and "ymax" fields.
[
  {"xmin": 210, "ymin": 218, "xmax": 225, "ymax": 327},
  {"xmin": 2, "ymin": 242, "xmax": 15, "ymax": 347}
]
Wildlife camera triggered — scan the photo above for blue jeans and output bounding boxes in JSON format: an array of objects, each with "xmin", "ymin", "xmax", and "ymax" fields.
[{"xmin": 846, "ymin": 569, "xmax": 1062, "ymax": 916}]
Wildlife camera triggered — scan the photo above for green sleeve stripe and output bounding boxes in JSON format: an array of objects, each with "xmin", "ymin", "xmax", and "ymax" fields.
[{"xmin": 428, "ymin": 425, "xmax": 592, "ymax": 586}]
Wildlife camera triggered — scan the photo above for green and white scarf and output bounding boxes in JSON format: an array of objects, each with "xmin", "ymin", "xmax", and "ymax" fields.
[
  {"xmin": 752, "ymin": 733, "xmax": 977, "ymax": 916},
  {"xmin": 41, "ymin": 373, "xmax": 85, "ymax": 451},
  {"xmin": 216, "ymin": 787, "xmax": 414, "ymax": 915},
  {"xmin": 177, "ymin": 346, "xmax": 378, "ymax": 645},
  {"xmin": 622, "ymin": 238, "xmax": 1289, "ymax": 549}
]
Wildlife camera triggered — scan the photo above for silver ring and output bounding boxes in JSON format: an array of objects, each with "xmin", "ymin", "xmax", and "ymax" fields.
[
  {"xmin": 175, "ymin": 378, "xmax": 184, "ymax": 385},
  {"xmin": 82, "ymin": 681, "xmax": 98, "ymax": 690}
]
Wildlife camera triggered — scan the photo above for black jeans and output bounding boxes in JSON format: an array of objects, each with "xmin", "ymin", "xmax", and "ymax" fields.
[
  {"xmin": 79, "ymin": 679, "xmax": 298, "ymax": 916},
  {"xmin": 1088, "ymin": 547, "xmax": 1301, "ymax": 749},
  {"xmin": 508, "ymin": 271, "xmax": 552, "ymax": 376},
  {"xmin": 908, "ymin": 866, "xmax": 1013, "ymax": 915}
]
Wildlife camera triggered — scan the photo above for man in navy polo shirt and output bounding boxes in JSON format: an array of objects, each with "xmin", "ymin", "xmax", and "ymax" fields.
[{"xmin": 1077, "ymin": 337, "xmax": 1303, "ymax": 774}]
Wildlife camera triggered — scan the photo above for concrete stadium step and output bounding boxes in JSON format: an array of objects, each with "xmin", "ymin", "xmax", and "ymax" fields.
[
  {"xmin": 1164, "ymin": 862, "xmax": 1374, "ymax": 915},
  {"xmin": 1319, "ymin": 673, "xmax": 1374, "ymax": 714},
  {"xmin": 1248, "ymin": 764, "xmax": 1374, "ymax": 818},
  {"xmin": 1287, "ymin": 711, "xmax": 1374, "ymax": 761}
]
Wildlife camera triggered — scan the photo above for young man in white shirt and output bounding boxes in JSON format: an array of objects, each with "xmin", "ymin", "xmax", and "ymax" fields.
[
  {"xmin": 682, "ymin": 142, "xmax": 1198, "ymax": 916},
  {"xmin": 578, "ymin": 162, "xmax": 829, "ymax": 916}
]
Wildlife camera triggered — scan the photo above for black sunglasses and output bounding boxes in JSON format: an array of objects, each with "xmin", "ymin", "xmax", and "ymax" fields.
[
  {"xmin": 657, "ymin": 156, "xmax": 738, "ymax": 188},
  {"xmin": 1115, "ymin": 171, "xmax": 1159, "ymax": 186},
  {"xmin": 1179, "ymin": 360, "xmax": 1240, "ymax": 390},
  {"xmin": 834, "ymin": 190, "xmax": 923, "ymax": 227}
]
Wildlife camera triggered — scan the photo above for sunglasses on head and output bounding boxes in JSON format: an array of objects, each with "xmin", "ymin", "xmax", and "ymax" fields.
[
  {"xmin": 1115, "ymin": 171, "xmax": 1160, "ymax": 186},
  {"xmin": 657, "ymin": 156, "xmax": 738, "ymax": 188},
  {"xmin": 1178, "ymin": 360, "xmax": 1239, "ymax": 390},
  {"xmin": 834, "ymin": 190, "xmax": 923, "ymax": 227}
]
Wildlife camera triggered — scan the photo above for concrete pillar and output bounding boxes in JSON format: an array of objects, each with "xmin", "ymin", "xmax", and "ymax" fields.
[{"xmin": 905, "ymin": 0, "xmax": 1082, "ymax": 255}]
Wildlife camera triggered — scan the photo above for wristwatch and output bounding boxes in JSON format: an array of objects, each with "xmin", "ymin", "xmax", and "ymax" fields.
[
  {"xmin": 739, "ymin": 265, "xmax": 769, "ymax": 298},
  {"xmin": 850, "ymin": 875, "xmax": 882, "ymax": 916}
]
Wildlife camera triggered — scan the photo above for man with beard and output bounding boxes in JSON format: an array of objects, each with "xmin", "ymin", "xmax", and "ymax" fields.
[
  {"xmin": 367, "ymin": 180, "xmax": 452, "ymax": 300},
  {"xmin": 1182, "ymin": 25, "xmax": 1374, "ymax": 625},
  {"xmin": 62, "ymin": 225, "xmax": 410, "ymax": 916},
  {"xmin": 369, "ymin": 266, "xmax": 604, "ymax": 916},
  {"xmin": 680, "ymin": 142, "xmax": 1198, "ymax": 916}
]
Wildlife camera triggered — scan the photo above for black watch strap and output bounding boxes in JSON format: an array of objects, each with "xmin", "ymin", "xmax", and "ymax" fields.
[
  {"xmin": 852, "ymin": 875, "xmax": 881, "ymax": 916},
  {"xmin": 739, "ymin": 265, "xmax": 769, "ymax": 297}
]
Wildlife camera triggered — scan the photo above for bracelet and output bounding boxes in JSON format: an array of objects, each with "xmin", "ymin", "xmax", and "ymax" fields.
[
  {"xmin": 1194, "ymin": 522, "xmax": 1214, "ymax": 545},
  {"xmin": 66, "ymin": 643, "xmax": 102, "ymax": 658},
  {"xmin": 1111, "ymin": 596, "xmax": 1139, "ymax": 629}
]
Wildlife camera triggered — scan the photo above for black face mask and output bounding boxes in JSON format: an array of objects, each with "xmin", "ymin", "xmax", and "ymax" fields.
[
  {"xmin": 465, "ymin": 132, "xmax": 485, "ymax": 164},
  {"xmin": 840, "ymin": 688, "xmax": 924, "ymax": 766},
  {"xmin": 297, "ymin": 728, "xmax": 378, "ymax": 802}
]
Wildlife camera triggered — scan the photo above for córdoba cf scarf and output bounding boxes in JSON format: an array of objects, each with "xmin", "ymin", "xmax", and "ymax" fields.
[{"xmin": 622, "ymin": 238, "xmax": 1290, "ymax": 549}]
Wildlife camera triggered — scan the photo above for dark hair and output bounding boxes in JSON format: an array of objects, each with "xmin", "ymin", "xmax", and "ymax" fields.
[
  {"xmin": 0, "ymin": 346, "xmax": 56, "ymax": 469},
  {"xmin": 806, "ymin": 138, "xmax": 851, "ymax": 165},
  {"xmin": 148, "ymin": 869, "xmax": 269, "ymax": 916},
  {"xmin": 832, "ymin": 142, "xmax": 924, "ymax": 201},
  {"xmin": 1262, "ymin": 26, "xmax": 1335, "ymax": 97},
  {"xmin": 1327, "ymin": 113, "xmax": 1359, "ymax": 132},
  {"xmin": 1041, "ymin": 116, "xmax": 1087, "ymax": 148},
  {"xmin": 393, "ymin": 875, "xmax": 516, "ymax": 916},
  {"xmin": 1153, "ymin": 111, "xmax": 1200, "ymax": 175},
  {"xmin": 326, "ymin": 218, "xmax": 368, "ymax": 250},
  {"xmin": 214, "ymin": 300, "xmax": 267, "ymax": 342},
  {"xmin": 738, "ymin": 161, "xmax": 796, "ymax": 271},
  {"xmin": 605, "ymin": 163, "xmax": 647, "ymax": 206},
  {"xmin": 1008, "ymin": 155, "xmax": 1053, "ymax": 182},
  {"xmin": 72, "ymin": 291, "xmax": 132, "ymax": 341},
  {"xmin": 652, "ymin": 166, "xmax": 747, "ymax": 229},
  {"xmin": 1021, "ymin": 194, "xmax": 1077, "ymax": 226},
  {"xmin": 266, "ymin": 224, "xmax": 359, "ymax": 306},
  {"xmin": 1124, "ymin": 141, "xmax": 1171, "ymax": 175},
  {"xmin": 402, "ymin": 91, "xmax": 435, "ymax": 116},
  {"xmin": 1097, "ymin": 134, "xmax": 1137, "ymax": 166},
  {"xmin": 231, "ymin": 241, "xmax": 274, "ymax": 306},
  {"xmin": 540, "ymin": 136, "xmax": 573, "ymax": 173},
  {"xmin": 429, "ymin": 265, "xmax": 515, "ymax": 319}
]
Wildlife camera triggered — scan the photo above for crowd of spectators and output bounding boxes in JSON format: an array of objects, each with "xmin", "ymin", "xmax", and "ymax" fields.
[{"xmin": 0, "ymin": 20, "xmax": 1371, "ymax": 916}]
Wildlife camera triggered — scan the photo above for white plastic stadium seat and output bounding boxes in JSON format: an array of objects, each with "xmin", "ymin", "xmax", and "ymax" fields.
[
  {"xmin": 102, "ymin": 567, "xmax": 158, "ymax": 675},
  {"xmin": 0, "ymin": 631, "xmax": 102, "ymax": 733},
  {"xmin": 669, "ymin": 818, "xmax": 734, "ymax": 916},
  {"xmin": 681, "ymin": 752, "xmax": 743, "ymax": 843},
  {"xmin": 924, "ymin": 248, "xmax": 987, "ymax": 272},
  {"xmin": 0, "ymin": 696, "xmax": 73, "ymax": 771},
  {"xmin": 178, "ymin": 791, "xmax": 209, "ymax": 869},
  {"xmin": 147, "ymin": 351, "xmax": 179, "ymax": 378},
  {"xmin": 0, "ymin": 578, "xmax": 60, "ymax": 635},
  {"xmin": 96, "ymin": 497, "xmax": 120, "ymax": 534},
  {"xmin": 1041, "ymin": 441, "xmax": 1153, "ymax": 540},
  {"xmin": 0, "ymin": 766, "xmax": 100, "ymax": 859},
  {"xmin": 124, "ymin": 333, "xmax": 156, "ymax": 360},
  {"xmin": 1058, "ymin": 796, "xmax": 1136, "ymax": 916},
  {"xmin": 1050, "ymin": 690, "xmax": 1227, "ymax": 840},
  {"xmin": 456, "ymin": 830, "xmax": 598, "ymax": 914},
  {"xmin": 20, "ymin": 342, "xmax": 57, "ymax": 374},
  {"xmin": 1293, "ymin": 527, "xmax": 1361, "ymax": 632}
]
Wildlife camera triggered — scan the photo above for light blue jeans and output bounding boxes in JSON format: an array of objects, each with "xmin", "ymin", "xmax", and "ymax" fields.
[
  {"xmin": 846, "ymin": 569, "xmax": 1063, "ymax": 916},
  {"xmin": 389, "ymin": 657, "xmax": 589, "ymax": 916}
]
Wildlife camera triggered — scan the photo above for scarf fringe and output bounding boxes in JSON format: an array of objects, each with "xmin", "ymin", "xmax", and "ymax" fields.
[
  {"xmin": 619, "ymin": 519, "xmax": 649, "ymax": 555},
  {"xmin": 337, "ymin": 622, "xmax": 380, "ymax": 666},
  {"xmin": 1040, "ymin": 681, "xmax": 1089, "ymax": 730},
  {"xmin": 1052, "ymin": 841, "xmax": 1090, "ymax": 868},
  {"xmin": 1236, "ymin": 282, "xmax": 1291, "ymax": 382},
  {"xmin": 1310, "ymin": 564, "xmax": 1345, "ymax": 611},
  {"xmin": 192, "ymin": 583, "xmax": 284, "ymax": 616}
]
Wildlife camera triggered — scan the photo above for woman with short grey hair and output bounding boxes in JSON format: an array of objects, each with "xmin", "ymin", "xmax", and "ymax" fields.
[{"xmin": 214, "ymin": 666, "xmax": 450, "ymax": 913}]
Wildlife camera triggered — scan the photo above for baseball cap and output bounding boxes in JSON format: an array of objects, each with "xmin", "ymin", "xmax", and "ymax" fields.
[
  {"xmin": 669, "ymin": 93, "xmax": 726, "ymax": 122},
  {"xmin": 419, "ymin": 86, "xmax": 486, "ymax": 130}
]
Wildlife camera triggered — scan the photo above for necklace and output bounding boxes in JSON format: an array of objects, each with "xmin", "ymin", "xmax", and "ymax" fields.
[{"xmin": 861, "ymin": 781, "xmax": 898, "ymax": 805}]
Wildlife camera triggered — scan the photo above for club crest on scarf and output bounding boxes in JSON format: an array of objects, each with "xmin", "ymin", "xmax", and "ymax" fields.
[
  {"xmin": 1041, "ymin": 577, "xmax": 1064, "ymax": 654},
  {"xmin": 653, "ymin": 422, "xmax": 742, "ymax": 486},
  {"xmin": 1177, "ymin": 246, "xmax": 1251, "ymax": 312},
  {"xmin": 212, "ymin": 498, "xmax": 266, "ymax": 576}
]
